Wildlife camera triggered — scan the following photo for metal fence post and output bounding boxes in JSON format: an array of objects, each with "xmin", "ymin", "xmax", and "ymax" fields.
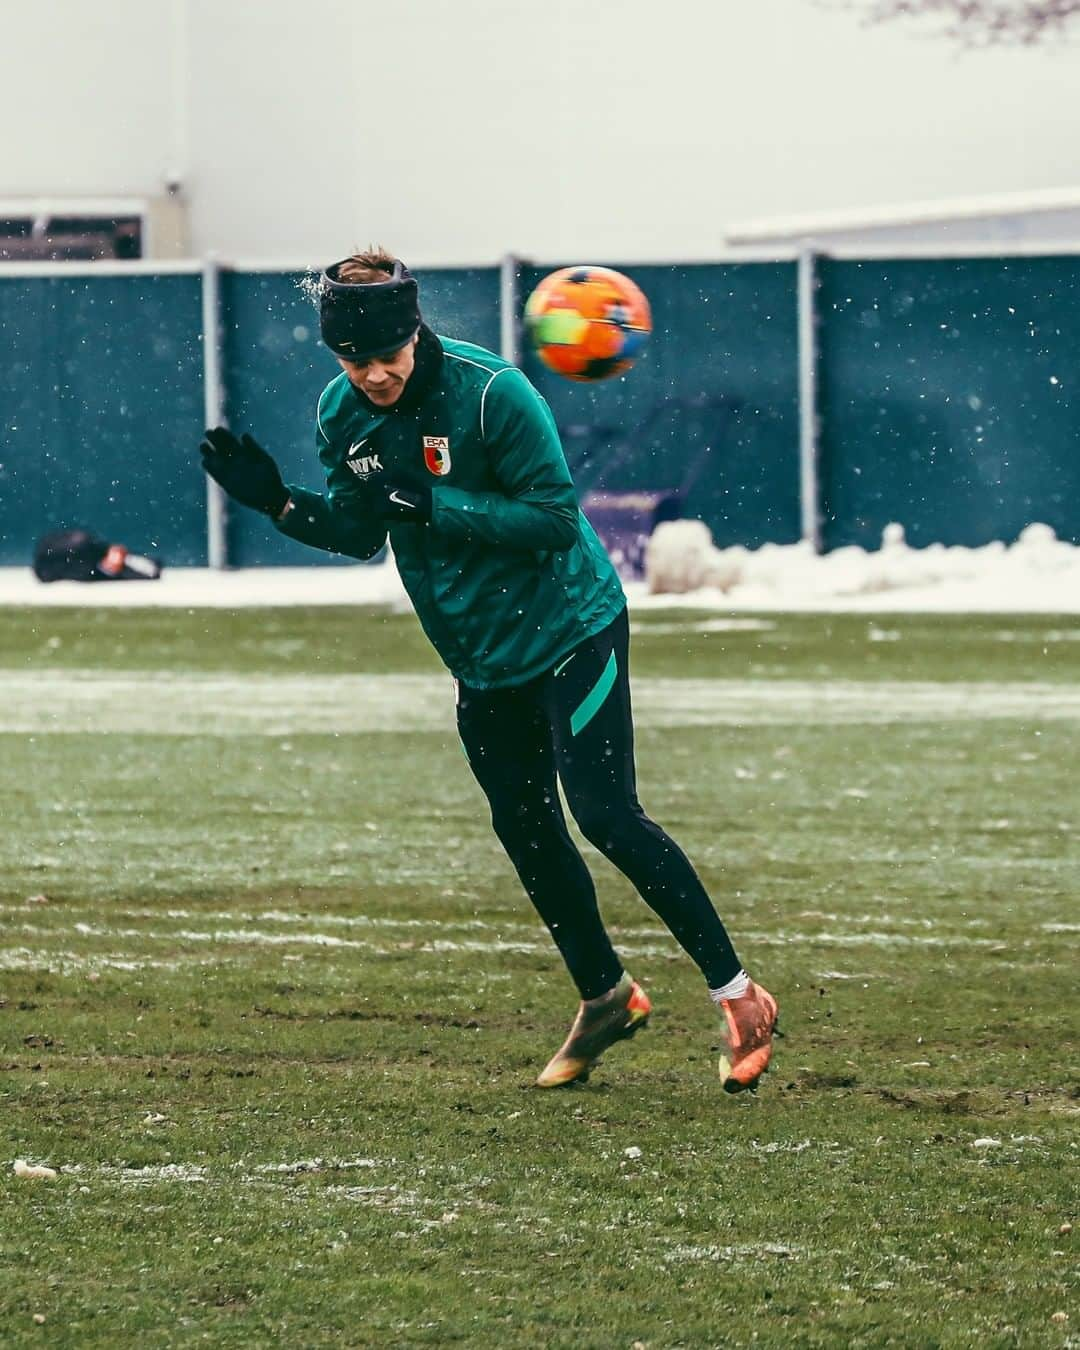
[
  {"xmin": 797, "ymin": 247, "xmax": 823, "ymax": 553},
  {"xmin": 201, "ymin": 255, "xmax": 229, "ymax": 569},
  {"xmin": 499, "ymin": 253, "xmax": 521, "ymax": 366}
]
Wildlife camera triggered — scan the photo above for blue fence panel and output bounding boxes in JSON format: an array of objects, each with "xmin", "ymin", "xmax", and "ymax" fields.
[
  {"xmin": 818, "ymin": 256, "xmax": 1080, "ymax": 549},
  {"xmin": 0, "ymin": 273, "xmax": 205, "ymax": 567},
  {"xmin": 221, "ymin": 267, "xmax": 501, "ymax": 567},
  {"xmin": 519, "ymin": 261, "xmax": 801, "ymax": 549},
  {"xmin": 6, "ymin": 255, "xmax": 1078, "ymax": 571}
]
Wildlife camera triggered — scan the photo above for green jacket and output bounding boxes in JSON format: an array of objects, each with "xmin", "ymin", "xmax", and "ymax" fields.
[{"xmin": 276, "ymin": 335, "xmax": 625, "ymax": 688}]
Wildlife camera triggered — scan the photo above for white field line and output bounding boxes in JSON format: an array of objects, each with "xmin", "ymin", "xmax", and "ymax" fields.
[{"xmin": 3, "ymin": 670, "xmax": 1080, "ymax": 733}]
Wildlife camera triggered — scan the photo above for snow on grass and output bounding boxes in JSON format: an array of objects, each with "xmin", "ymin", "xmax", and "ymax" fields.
[
  {"xmin": 0, "ymin": 901, "xmax": 1013, "ymax": 937},
  {"xmin": 55, "ymin": 1158, "xmax": 479, "ymax": 1225},
  {"xmin": 0, "ymin": 901, "xmax": 512, "ymax": 933},
  {"xmin": 61, "ymin": 1159, "xmax": 390, "ymax": 1185},
  {"xmin": 249, "ymin": 1158, "xmax": 381, "ymax": 1175},
  {"xmin": 750, "ymin": 1139, "xmax": 817, "ymax": 1155},
  {"xmin": 2, "ymin": 917, "xmax": 1018, "ymax": 962},
  {"xmin": 4, "ymin": 670, "xmax": 1080, "ymax": 735},
  {"xmin": 0, "ymin": 670, "xmax": 452, "ymax": 735},
  {"xmin": 0, "ymin": 947, "xmax": 229, "ymax": 975},
  {"xmin": 0, "ymin": 564, "xmax": 411, "ymax": 610},
  {"xmin": 13, "ymin": 1160, "xmax": 58, "ymax": 1180},
  {"xmin": 88, "ymin": 1163, "xmax": 211, "ymax": 1185},
  {"xmin": 629, "ymin": 618, "xmax": 777, "ymax": 635},
  {"xmin": 662, "ymin": 1242, "xmax": 801, "ymax": 1264}
]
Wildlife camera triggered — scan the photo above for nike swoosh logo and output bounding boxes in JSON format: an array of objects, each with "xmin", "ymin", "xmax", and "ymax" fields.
[
  {"xmin": 388, "ymin": 491, "xmax": 414, "ymax": 508},
  {"xmin": 554, "ymin": 653, "xmax": 576, "ymax": 677},
  {"xmin": 347, "ymin": 440, "xmax": 368, "ymax": 457}
]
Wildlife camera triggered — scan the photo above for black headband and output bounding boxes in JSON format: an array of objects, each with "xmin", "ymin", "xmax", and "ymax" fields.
[{"xmin": 319, "ymin": 259, "xmax": 421, "ymax": 361}]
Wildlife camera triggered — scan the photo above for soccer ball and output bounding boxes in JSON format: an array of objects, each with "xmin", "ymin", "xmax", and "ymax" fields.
[{"xmin": 524, "ymin": 266, "xmax": 652, "ymax": 382}]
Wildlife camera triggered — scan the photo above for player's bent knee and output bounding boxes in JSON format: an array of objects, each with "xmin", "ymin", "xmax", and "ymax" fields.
[
  {"xmin": 490, "ymin": 805, "xmax": 556, "ymax": 853},
  {"xmin": 570, "ymin": 802, "xmax": 641, "ymax": 856}
]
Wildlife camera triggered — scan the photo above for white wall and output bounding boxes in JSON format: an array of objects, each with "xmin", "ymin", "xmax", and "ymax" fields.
[
  {"xmin": 1, "ymin": 0, "xmax": 177, "ymax": 196},
  {"xmin": 3, "ymin": 0, "xmax": 1079, "ymax": 265}
]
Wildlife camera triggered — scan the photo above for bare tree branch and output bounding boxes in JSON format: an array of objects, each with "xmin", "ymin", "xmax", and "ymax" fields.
[{"xmin": 837, "ymin": 0, "xmax": 1080, "ymax": 44}]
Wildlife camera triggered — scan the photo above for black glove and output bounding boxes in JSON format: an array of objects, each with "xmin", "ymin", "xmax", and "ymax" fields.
[{"xmin": 199, "ymin": 427, "xmax": 290, "ymax": 518}]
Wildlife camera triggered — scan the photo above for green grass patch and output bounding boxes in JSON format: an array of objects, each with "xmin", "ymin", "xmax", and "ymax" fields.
[
  {"xmin": 3, "ymin": 606, "xmax": 1080, "ymax": 682},
  {"xmin": 0, "ymin": 608, "xmax": 1075, "ymax": 1347}
]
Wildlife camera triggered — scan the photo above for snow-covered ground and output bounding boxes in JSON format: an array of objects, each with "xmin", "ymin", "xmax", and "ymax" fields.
[
  {"xmin": 0, "ymin": 520, "xmax": 1078, "ymax": 612},
  {"xmin": 0, "ymin": 560, "xmax": 413, "ymax": 610}
]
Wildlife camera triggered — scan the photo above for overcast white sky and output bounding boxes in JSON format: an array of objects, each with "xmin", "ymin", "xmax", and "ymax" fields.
[{"xmin": 2, "ymin": 0, "xmax": 1078, "ymax": 262}]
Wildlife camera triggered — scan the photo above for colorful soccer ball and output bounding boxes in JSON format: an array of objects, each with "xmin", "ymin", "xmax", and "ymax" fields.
[{"xmin": 524, "ymin": 266, "xmax": 651, "ymax": 382}]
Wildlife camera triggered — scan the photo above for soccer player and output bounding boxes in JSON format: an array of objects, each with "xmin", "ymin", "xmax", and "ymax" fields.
[{"xmin": 199, "ymin": 249, "xmax": 778, "ymax": 1092}]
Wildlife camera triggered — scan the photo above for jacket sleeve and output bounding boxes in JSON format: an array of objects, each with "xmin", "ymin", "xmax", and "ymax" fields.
[
  {"xmin": 273, "ymin": 483, "xmax": 388, "ymax": 561},
  {"xmin": 271, "ymin": 389, "xmax": 388, "ymax": 558},
  {"xmin": 429, "ymin": 368, "xmax": 579, "ymax": 552}
]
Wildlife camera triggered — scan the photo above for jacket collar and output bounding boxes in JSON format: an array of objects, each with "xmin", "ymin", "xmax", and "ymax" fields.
[{"xmin": 349, "ymin": 324, "xmax": 444, "ymax": 420}]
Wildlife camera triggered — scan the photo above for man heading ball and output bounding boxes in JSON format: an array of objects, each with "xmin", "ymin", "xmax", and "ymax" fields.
[{"xmin": 199, "ymin": 248, "xmax": 778, "ymax": 1092}]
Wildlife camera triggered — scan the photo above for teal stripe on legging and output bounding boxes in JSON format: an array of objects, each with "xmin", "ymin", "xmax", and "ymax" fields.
[{"xmin": 570, "ymin": 649, "xmax": 618, "ymax": 737}]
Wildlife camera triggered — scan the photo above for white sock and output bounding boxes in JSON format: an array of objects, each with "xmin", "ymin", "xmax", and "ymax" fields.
[{"xmin": 709, "ymin": 970, "xmax": 750, "ymax": 1003}]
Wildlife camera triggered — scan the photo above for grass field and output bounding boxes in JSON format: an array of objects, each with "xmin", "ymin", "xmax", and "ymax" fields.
[{"xmin": 0, "ymin": 607, "xmax": 1076, "ymax": 1348}]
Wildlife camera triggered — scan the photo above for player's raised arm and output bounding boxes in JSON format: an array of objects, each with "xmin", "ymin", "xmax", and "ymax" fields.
[
  {"xmin": 274, "ymin": 478, "xmax": 388, "ymax": 561},
  {"xmin": 198, "ymin": 426, "xmax": 388, "ymax": 560}
]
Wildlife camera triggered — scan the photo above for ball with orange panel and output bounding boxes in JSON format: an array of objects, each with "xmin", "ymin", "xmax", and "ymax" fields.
[{"xmin": 524, "ymin": 266, "xmax": 652, "ymax": 382}]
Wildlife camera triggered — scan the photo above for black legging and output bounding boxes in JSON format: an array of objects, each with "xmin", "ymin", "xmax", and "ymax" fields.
[{"xmin": 456, "ymin": 606, "xmax": 742, "ymax": 999}]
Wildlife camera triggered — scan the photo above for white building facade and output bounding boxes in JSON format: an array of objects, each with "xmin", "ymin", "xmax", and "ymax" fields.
[{"xmin": 2, "ymin": 0, "xmax": 1079, "ymax": 265}]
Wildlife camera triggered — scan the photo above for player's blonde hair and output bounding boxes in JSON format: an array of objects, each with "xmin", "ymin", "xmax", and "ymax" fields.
[{"xmin": 334, "ymin": 247, "xmax": 398, "ymax": 284}]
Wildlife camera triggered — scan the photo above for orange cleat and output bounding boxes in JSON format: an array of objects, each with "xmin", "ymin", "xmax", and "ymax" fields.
[
  {"xmin": 536, "ymin": 975, "xmax": 651, "ymax": 1088},
  {"xmin": 716, "ymin": 980, "xmax": 779, "ymax": 1093}
]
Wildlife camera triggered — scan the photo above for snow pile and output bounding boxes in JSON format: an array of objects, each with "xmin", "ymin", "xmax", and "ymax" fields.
[
  {"xmin": 642, "ymin": 519, "xmax": 1080, "ymax": 612},
  {"xmin": 1, "ymin": 520, "xmax": 1079, "ymax": 613},
  {"xmin": 13, "ymin": 1160, "xmax": 57, "ymax": 1180}
]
